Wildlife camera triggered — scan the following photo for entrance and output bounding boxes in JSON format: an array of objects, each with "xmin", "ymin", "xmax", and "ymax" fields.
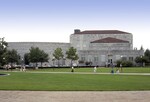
[{"xmin": 108, "ymin": 55, "xmax": 113, "ymax": 67}]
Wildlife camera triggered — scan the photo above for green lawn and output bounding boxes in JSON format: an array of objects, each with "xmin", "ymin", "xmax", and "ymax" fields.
[{"xmin": 0, "ymin": 67, "xmax": 150, "ymax": 91}]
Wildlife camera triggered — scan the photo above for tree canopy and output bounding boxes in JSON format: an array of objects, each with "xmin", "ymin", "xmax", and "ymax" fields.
[
  {"xmin": 53, "ymin": 48, "xmax": 64, "ymax": 60},
  {"xmin": 135, "ymin": 49, "xmax": 150, "ymax": 65},
  {"xmin": 0, "ymin": 37, "xmax": 8, "ymax": 66},
  {"xmin": 66, "ymin": 47, "xmax": 79, "ymax": 66},
  {"xmin": 4, "ymin": 49, "xmax": 20, "ymax": 65},
  {"xmin": 29, "ymin": 47, "xmax": 49, "ymax": 66},
  {"xmin": 144, "ymin": 49, "xmax": 150, "ymax": 63},
  {"xmin": 24, "ymin": 53, "xmax": 30, "ymax": 65},
  {"xmin": 53, "ymin": 48, "xmax": 64, "ymax": 66}
]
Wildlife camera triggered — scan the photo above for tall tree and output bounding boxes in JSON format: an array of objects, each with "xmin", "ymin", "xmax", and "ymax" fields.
[
  {"xmin": 144, "ymin": 49, "xmax": 150, "ymax": 62},
  {"xmin": 29, "ymin": 47, "xmax": 49, "ymax": 67},
  {"xmin": 24, "ymin": 53, "xmax": 30, "ymax": 65},
  {"xmin": 66, "ymin": 47, "xmax": 79, "ymax": 67},
  {"xmin": 140, "ymin": 45, "xmax": 144, "ymax": 50},
  {"xmin": 39, "ymin": 50, "xmax": 49, "ymax": 67},
  {"xmin": 4, "ymin": 49, "xmax": 20, "ymax": 66},
  {"xmin": 53, "ymin": 48, "xmax": 64, "ymax": 66},
  {"xmin": 0, "ymin": 37, "xmax": 8, "ymax": 66}
]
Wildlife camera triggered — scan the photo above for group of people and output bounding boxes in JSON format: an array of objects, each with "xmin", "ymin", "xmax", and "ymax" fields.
[
  {"xmin": 20, "ymin": 66, "xmax": 26, "ymax": 72},
  {"xmin": 94, "ymin": 63, "xmax": 123, "ymax": 73},
  {"xmin": 70, "ymin": 65, "xmax": 98, "ymax": 73},
  {"xmin": 70, "ymin": 66, "xmax": 98, "ymax": 73},
  {"xmin": 3, "ymin": 64, "xmax": 11, "ymax": 71},
  {"xmin": 3, "ymin": 64, "xmax": 26, "ymax": 72}
]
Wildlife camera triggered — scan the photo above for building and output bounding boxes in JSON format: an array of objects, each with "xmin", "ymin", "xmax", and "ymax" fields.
[
  {"xmin": 8, "ymin": 29, "xmax": 143, "ymax": 66},
  {"xmin": 71, "ymin": 29, "xmax": 143, "ymax": 66}
]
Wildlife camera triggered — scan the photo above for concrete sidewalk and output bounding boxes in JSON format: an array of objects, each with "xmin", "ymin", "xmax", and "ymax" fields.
[{"xmin": 0, "ymin": 91, "xmax": 150, "ymax": 102}]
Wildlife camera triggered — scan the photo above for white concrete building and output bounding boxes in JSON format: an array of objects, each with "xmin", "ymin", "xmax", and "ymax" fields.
[
  {"xmin": 71, "ymin": 29, "xmax": 143, "ymax": 66},
  {"xmin": 8, "ymin": 29, "xmax": 143, "ymax": 66}
]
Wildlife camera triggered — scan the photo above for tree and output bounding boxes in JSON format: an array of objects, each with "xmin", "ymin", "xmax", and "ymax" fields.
[
  {"xmin": 66, "ymin": 47, "xmax": 79, "ymax": 67},
  {"xmin": 24, "ymin": 53, "xmax": 30, "ymax": 65},
  {"xmin": 39, "ymin": 50, "xmax": 49, "ymax": 67},
  {"xmin": 135, "ymin": 56, "xmax": 143, "ymax": 64},
  {"xmin": 4, "ymin": 49, "xmax": 20, "ymax": 66},
  {"xmin": 0, "ymin": 37, "xmax": 8, "ymax": 66},
  {"xmin": 53, "ymin": 48, "xmax": 64, "ymax": 66},
  {"xmin": 135, "ymin": 56, "xmax": 149, "ymax": 66},
  {"xmin": 144, "ymin": 49, "xmax": 150, "ymax": 62},
  {"xmin": 140, "ymin": 45, "xmax": 144, "ymax": 50},
  {"xmin": 29, "ymin": 47, "xmax": 49, "ymax": 67}
]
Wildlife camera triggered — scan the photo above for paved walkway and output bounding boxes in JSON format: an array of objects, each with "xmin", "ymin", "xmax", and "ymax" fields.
[
  {"xmin": 0, "ymin": 91, "xmax": 150, "ymax": 102},
  {"xmin": 1, "ymin": 70, "xmax": 150, "ymax": 76},
  {"xmin": 27, "ymin": 71, "xmax": 150, "ymax": 76}
]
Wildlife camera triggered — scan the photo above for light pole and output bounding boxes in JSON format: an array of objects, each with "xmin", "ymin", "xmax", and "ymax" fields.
[
  {"xmin": 21, "ymin": 58, "xmax": 24, "ymax": 71},
  {"xmin": 52, "ymin": 57, "xmax": 55, "ymax": 67},
  {"xmin": 141, "ymin": 55, "xmax": 143, "ymax": 67},
  {"xmin": 63, "ymin": 57, "xmax": 66, "ymax": 66},
  {"xmin": 52, "ymin": 57, "xmax": 56, "ymax": 70},
  {"xmin": 120, "ymin": 55, "xmax": 123, "ymax": 73},
  {"xmin": 110, "ymin": 60, "xmax": 114, "ymax": 74},
  {"xmin": 3, "ymin": 57, "xmax": 5, "ymax": 67}
]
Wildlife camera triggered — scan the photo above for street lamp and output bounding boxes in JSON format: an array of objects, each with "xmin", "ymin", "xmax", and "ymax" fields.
[
  {"xmin": 52, "ymin": 57, "xmax": 55, "ymax": 66},
  {"xmin": 121, "ymin": 55, "xmax": 123, "ymax": 58},
  {"xmin": 63, "ymin": 57, "xmax": 66, "ymax": 66},
  {"xmin": 141, "ymin": 55, "xmax": 143, "ymax": 67},
  {"xmin": 110, "ymin": 60, "xmax": 114, "ymax": 74},
  {"xmin": 2, "ymin": 57, "xmax": 6, "ymax": 67},
  {"xmin": 21, "ymin": 58, "xmax": 24, "ymax": 71},
  {"xmin": 120, "ymin": 55, "xmax": 123, "ymax": 73}
]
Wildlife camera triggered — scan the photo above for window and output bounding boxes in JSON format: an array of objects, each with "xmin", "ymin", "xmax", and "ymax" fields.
[
  {"xmin": 83, "ymin": 45, "xmax": 86, "ymax": 47},
  {"xmin": 94, "ymin": 57, "xmax": 98, "ymax": 62},
  {"xmin": 116, "ymin": 55, "xmax": 121, "ymax": 60},
  {"xmin": 88, "ymin": 55, "xmax": 92, "ymax": 62},
  {"xmin": 129, "ymin": 57, "xmax": 133, "ymax": 61},
  {"xmin": 81, "ymin": 57, "xmax": 85, "ymax": 61},
  {"xmin": 122, "ymin": 57, "xmax": 127, "ymax": 61},
  {"xmin": 101, "ymin": 55, "xmax": 105, "ymax": 62}
]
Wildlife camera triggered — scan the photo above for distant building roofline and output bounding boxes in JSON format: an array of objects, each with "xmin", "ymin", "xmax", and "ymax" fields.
[{"xmin": 73, "ymin": 29, "xmax": 131, "ymax": 34}]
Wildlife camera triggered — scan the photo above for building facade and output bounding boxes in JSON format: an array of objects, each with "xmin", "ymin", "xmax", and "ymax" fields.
[{"xmin": 8, "ymin": 29, "xmax": 143, "ymax": 66}]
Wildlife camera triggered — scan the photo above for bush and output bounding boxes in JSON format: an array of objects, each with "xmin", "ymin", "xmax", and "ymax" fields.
[
  {"xmin": 116, "ymin": 60, "xmax": 133, "ymax": 67},
  {"xmin": 116, "ymin": 60, "xmax": 122, "ymax": 67},
  {"xmin": 78, "ymin": 60, "xmax": 84, "ymax": 64},
  {"xmin": 122, "ymin": 61, "xmax": 133, "ymax": 67},
  {"xmin": 85, "ymin": 61, "xmax": 92, "ymax": 66}
]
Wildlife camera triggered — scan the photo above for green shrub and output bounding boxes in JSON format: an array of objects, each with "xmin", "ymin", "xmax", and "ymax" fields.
[
  {"xmin": 116, "ymin": 60, "xmax": 122, "ymax": 67},
  {"xmin": 85, "ymin": 61, "xmax": 92, "ymax": 66},
  {"xmin": 122, "ymin": 61, "xmax": 133, "ymax": 67},
  {"xmin": 116, "ymin": 60, "xmax": 133, "ymax": 67}
]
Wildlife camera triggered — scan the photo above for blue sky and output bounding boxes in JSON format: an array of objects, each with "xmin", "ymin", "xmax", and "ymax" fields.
[{"xmin": 0, "ymin": 0, "xmax": 150, "ymax": 49}]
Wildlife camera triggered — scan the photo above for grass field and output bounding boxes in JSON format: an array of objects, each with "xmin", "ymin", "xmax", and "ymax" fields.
[{"xmin": 0, "ymin": 67, "xmax": 150, "ymax": 91}]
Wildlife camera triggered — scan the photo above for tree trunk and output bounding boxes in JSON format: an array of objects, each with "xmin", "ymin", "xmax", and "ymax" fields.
[{"xmin": 71, "ymin": 60, "xmax": 73, "ymax": 67}]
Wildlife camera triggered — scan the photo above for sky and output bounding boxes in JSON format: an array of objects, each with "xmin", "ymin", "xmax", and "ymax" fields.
[{"xmin": 0, "ymin": 0, "xmax": 150, "ymax": 49}]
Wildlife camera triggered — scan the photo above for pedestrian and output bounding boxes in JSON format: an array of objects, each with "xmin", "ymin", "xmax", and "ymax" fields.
[
  {"xmin": 110, "ymin": 62, "xmax": 114, "ymax": 74},
  {"xmin": 116, "ymin": 69, "xmax": 120, "ymax": 73},
  {"xmin": 94, "ymin": 66, "xmax": 97, "ymax": 73},
  {"xmin": 71, "ymin": 67, "xmax": 74, "ymax": 72},
  {"xmin": 120, "ymin": 63, "xmax": 122, "ymax": 72},
  {"xmin": 23, "ymin": 66, "xmax": 26, "ymax": 72}
]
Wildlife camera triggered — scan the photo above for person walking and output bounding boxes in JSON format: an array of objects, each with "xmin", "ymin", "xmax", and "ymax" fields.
[
  {"xmin": 120, "ymin": 63, "xmax": 122, "ymax": 73},
  {"xmin": 94, "ymin": 66, "xmax": 97, "ymax": 73},
  {"xmin": 71, "ymin": 67, "xmax": 74, "ymax": 72}
]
